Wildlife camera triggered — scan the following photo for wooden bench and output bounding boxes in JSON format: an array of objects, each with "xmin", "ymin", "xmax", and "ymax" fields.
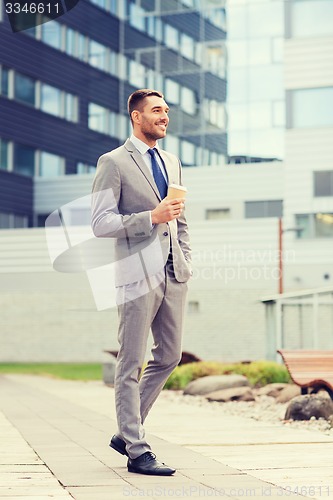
[{"xmin": 277, "ymin": 349, "xmax": 333, "ymax": 400}]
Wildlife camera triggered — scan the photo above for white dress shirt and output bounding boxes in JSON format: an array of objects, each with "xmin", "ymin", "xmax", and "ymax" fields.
[{"xmin": 130, "ymin": 134, "xmax": 168, "ymax": 183}]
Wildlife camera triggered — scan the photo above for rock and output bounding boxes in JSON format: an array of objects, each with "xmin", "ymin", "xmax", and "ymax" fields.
[
  {"xmin": 285, "ymin": 394, "xmax": 333, "ymax": 421},
  {"xmin": 179, "ymin": 352, "xmax": 202, "ymax": 365},
  {"xmin": 184, "ymin": 374, "xmax": 249, "ymax": 396},
  {"xmin": 276, "ymin": 385, "xmax": 301, "ymax": 403},
  {"xmin": 206, "ymin": 386, "xmax": 255, "ymax": 402},
  {"xmin": 256, "ymin": 383, "xmax": 289, "ymax": 398}
]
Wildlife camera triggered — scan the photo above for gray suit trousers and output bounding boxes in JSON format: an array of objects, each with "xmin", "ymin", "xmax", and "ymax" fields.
[{"xmin": 114, "ymin": 267, "xmax": 187, "ymax": 459}]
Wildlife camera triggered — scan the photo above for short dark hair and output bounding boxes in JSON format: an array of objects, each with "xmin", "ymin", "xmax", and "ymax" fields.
[{"xmin": 127, "ymin": 89, "xmax": 164, "ymax": 120}]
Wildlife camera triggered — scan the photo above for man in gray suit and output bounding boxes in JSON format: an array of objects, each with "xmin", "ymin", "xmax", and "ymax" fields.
[{"xmin": 91, "ymin": 89, "xmax": 191, "ymax": 476}]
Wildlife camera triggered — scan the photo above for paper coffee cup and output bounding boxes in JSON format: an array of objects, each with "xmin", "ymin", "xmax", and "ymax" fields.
[{"xmin": 167, "ymin": 183, "xmax": 187, "ymax": 199}]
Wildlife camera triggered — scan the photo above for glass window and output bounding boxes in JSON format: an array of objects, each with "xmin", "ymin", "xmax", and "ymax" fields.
[
  {"xmin": 180, "ymin": 87, "xmax": 196, "ymax": 115},
  {"xmin": 91, "ymin": 0, "xmax": 107, "ymax": 9},
  {"xmin": 205, "ymin": 7, "xmax": 226, "ymax": 30},
  {"xmin": 180, "ymin": 33, "xmax": 194, "ymax": 60},
  {"xmin": 249, "ymin": 65, "xmax": 284, "ymax": 101},
  {"xmin": 147, "ymin": 15, "xmax": 156, "ymax": 38},
  {"xmin": 314, "ymin": 171, "xmax": 333, "ymax": 197},
  {"xmin": 228, "ymin": 5, "xmax": 247, "ymax": 38},
  {"xmin": 129, "ymin": 2, "xmax": 146, "ymax": 32},
  {"xmin": 13, "ymin": 143, "xmax": 35, "ymax": 176},
  {"xmin": 291, "ymin": 0, "xmax": 333, "ymax": 38},
  {"xmin": 109, "ymin": 50, "xmax": 117, "ymax": 75},
  {"xmin": 225, "ymin": 41, "xmax": 247, "ymax": 68},
  {"xmin": 248, "ymin": 2, "xmax": 283, "ymax": 37},
  {"xmin": 66, "ymin": 27, "xmax": 76, "ymax": 57},
  {"xmin": 228, "ymin": 104, "xmax": 248, "ymax": 132},
  {"xmin": 40, "ymin": 151, "xmax": 64, "ymax": 177},
  {"xmin": 0, "ymin": 213, "xmax": 11, "ymax": 229},
  {"xmin": 315, "ymin": 213, "xmax": 333, "ymax": 237},
  {"xmin": 0, "ymin": 66, "xmax": 9, "ymax": 96},
  {"xmin": 0, "ymin": 138, "xmax": 9, "ymax": 170},
  {"xmin": 118, "ymin": 54, "xmax": 127, "ymax": 80},
  {"xmin": 164, "ymin": 134, "xmax": 180, "ymax": 157},
  {"xmin": 65, "ymin": 93, "xmax": 77, "ymax": 122},
  {"xmin": 77, "ymin": 33, "xmax": 87, "ymax": 61},
  {"xmin": 88, "ymin": 103, "xmax": 108, "ymax": 133},
  {"xmin": 292, "ymin": 87, "xmax": 333, "ymax": 128},
  {"xmin": 110, "ymin": 0, "xmax": 117, "ymax": 15},
  {"xmin": 116, "ymin": 114, "xmax": 128, "ymax": 140},
  {"xmin": 146, "ymin": 68, "xmax": 155, "ymax": 89},
  {"xmin": 295, "ymin": 214, "xmax": 312, "ymax": 239},
  {"xmin": 208, "ymin": 100, "xmax": 226, "ymax": 129},
  {"xmin": 40, "ymin": 84, "xmax": 61, "ymax": 117},
  {"xmin": 165, "ymin": 24, "xmax": 179, "ymax": 51},
  {"xmin": 117, "ymin": 0, "xmax": 126, "ymax": 19},
  {"xmin": 228, "ymin": 67, "xmax": 248, "ymax": 103},
  {"xmin": 165, "ymin": 79, "xmax": 180, "ymax": 105},
  {"xmin": 296, "ymin": 213, "xmax": 333, "ymax": 239},
  {"xmin": 41, "ymin": 21, "xmax": 62, "ymax": 50},
  {"xmin": 206, "ymin": 208, "xmax": 230, "ymax": 220},
  {"xmin": 155, "ymin": 18, "xmax": 163, "ymax": 43},
  {"xmin": 272, "ymin": 37, "xmax": 283, "ymax": 63},
  {"xmin": 181, "ymin": 140, "xmax": 195, "ymax": 166},
  {"xmin": 13, "ymin": 214, "xmax": 28, "ymax": 228},
  {"xmin": 205, "ymin": 44, "xmax": 226, "ymax": 77},
  {"xmin": 89, "ymin": 40, "xmax": 108, "ymax": 71},
  {"xmin": 129, "ymin": 60, "xmax": 145, "ymax": 88},
  {"xmin": 248, "ymin": 40, "xmax": 271, "ymax": 65},
  {"xmin": 76, "ymin": 162, "xmax": 96, "ymax": 174},
  {"xmin": 245, "ymin": 200, "xmax": 283, "ymax": 218},
  {"xmin": 248, "ymin": 102, "xmax": 271, "ymax": 129},
  {"xmin": 14, "ymin": 73, "xmax": 35, "ymax": 106},
  {"xmin": 109, "ymin": 111, "xmax": 117, "ymax": 136},
  {"xmin": 248, "ymin": 129, "xmax": 284, "ymax": 159}
]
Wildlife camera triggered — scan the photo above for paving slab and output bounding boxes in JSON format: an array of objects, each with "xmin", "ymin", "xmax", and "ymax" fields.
[{"xmin": 1, "ymin": 374, "xmax": 332, "ymax": 499}]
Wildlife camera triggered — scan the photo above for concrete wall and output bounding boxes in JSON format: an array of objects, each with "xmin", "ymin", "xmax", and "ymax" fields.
[{"xmin": 0, "ymin": 222, "xmax": 277, "ymax": 363}]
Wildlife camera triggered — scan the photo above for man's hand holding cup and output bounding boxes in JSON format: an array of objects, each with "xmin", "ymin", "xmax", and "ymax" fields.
[{"xmin": 151, "ymin": 184, "xmax": 187, "ymax": 224}]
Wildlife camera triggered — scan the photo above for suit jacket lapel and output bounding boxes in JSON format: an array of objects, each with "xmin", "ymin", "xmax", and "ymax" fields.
[{"xmin": 124, "ymin": 138, "xmax": 162, "ymax": 200}]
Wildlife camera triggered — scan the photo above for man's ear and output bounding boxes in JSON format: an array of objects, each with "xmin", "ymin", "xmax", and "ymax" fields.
[{"xmin": 131, "ymin": 110, "xmax": 141, "ymax": 125}]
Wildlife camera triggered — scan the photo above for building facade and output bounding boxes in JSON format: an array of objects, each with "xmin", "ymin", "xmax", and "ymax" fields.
[
  {"xmin": 0, "ymin": 0, "xmax": 227, "ymax": 228},
  {"xmin": 283, "ymin": 0, "xmax": 333, "ymax": 289},
  {"xmin": 226, "ymin": 0, "xmax": 285, "ymax": 162}
]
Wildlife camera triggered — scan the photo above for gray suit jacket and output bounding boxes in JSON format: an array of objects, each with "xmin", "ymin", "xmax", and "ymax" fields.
[{"xmin": 91, "ymin": 139, "xmax": 192, "ymax": 286}]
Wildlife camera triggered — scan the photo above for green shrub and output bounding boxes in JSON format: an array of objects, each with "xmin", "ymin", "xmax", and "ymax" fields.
[{"xmin": 164, "ymin": 360, "xmax": 290, "ymax": 390}]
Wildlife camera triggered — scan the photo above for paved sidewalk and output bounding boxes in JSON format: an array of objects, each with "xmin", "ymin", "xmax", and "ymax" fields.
[{"xmin": 0, "ymin": 374, "xmax": 333, "ymax": 499}]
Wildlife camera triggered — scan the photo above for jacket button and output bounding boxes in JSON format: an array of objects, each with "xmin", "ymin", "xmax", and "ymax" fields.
[{"xmin": 163, "ymin": 231, "xmax": 168, "ymax": 236}]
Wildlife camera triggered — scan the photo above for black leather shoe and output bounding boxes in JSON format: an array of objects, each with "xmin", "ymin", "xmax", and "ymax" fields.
[
  {"xmin": 127, "ymin": 452, "xmax": 176, "ymax": 476},
  {"xmin": 109, "ymin": 435, "xmax": 128, "ymax": 457}
]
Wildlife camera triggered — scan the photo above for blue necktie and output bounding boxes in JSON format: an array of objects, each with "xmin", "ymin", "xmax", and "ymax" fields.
[{"xmin": 148, "ymin": 148, "xmax": 168, "ymax": 199}]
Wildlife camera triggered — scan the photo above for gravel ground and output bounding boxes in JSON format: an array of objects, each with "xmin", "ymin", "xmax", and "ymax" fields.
[{"xmin": 160, "ymin": 390, "xmax": 333, "ymax": 436}]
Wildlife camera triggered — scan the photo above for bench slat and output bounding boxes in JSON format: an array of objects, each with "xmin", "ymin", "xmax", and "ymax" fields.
[{"xmin": 277, "ymin": 349, "xmax": 333, "ymax": 398}]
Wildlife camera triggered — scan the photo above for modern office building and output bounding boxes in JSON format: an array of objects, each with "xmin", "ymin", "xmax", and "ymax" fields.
[
  {"xmin": 0, "ymin": 0, "xmax": 227, "ymax": 228},
  {"xmin": 226, "ymin": 0, "xmax": 285, "ymax": 162}
]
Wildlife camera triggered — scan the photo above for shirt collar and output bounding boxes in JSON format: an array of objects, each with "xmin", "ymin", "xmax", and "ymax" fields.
[{"xmin": 130, "ymin": 134, "xmax": 160, "ymax": 155}]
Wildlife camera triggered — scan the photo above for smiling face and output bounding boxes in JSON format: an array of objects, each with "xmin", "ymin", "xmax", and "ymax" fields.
[{"xmin": 131, "ymin": 95, "xmax": 170, "ymax": 147}]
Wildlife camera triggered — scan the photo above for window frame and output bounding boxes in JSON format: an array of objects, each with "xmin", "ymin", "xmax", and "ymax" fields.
[{"xmin": 314, "ymin": 170, "xmax": 333, "ymax": 197}]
